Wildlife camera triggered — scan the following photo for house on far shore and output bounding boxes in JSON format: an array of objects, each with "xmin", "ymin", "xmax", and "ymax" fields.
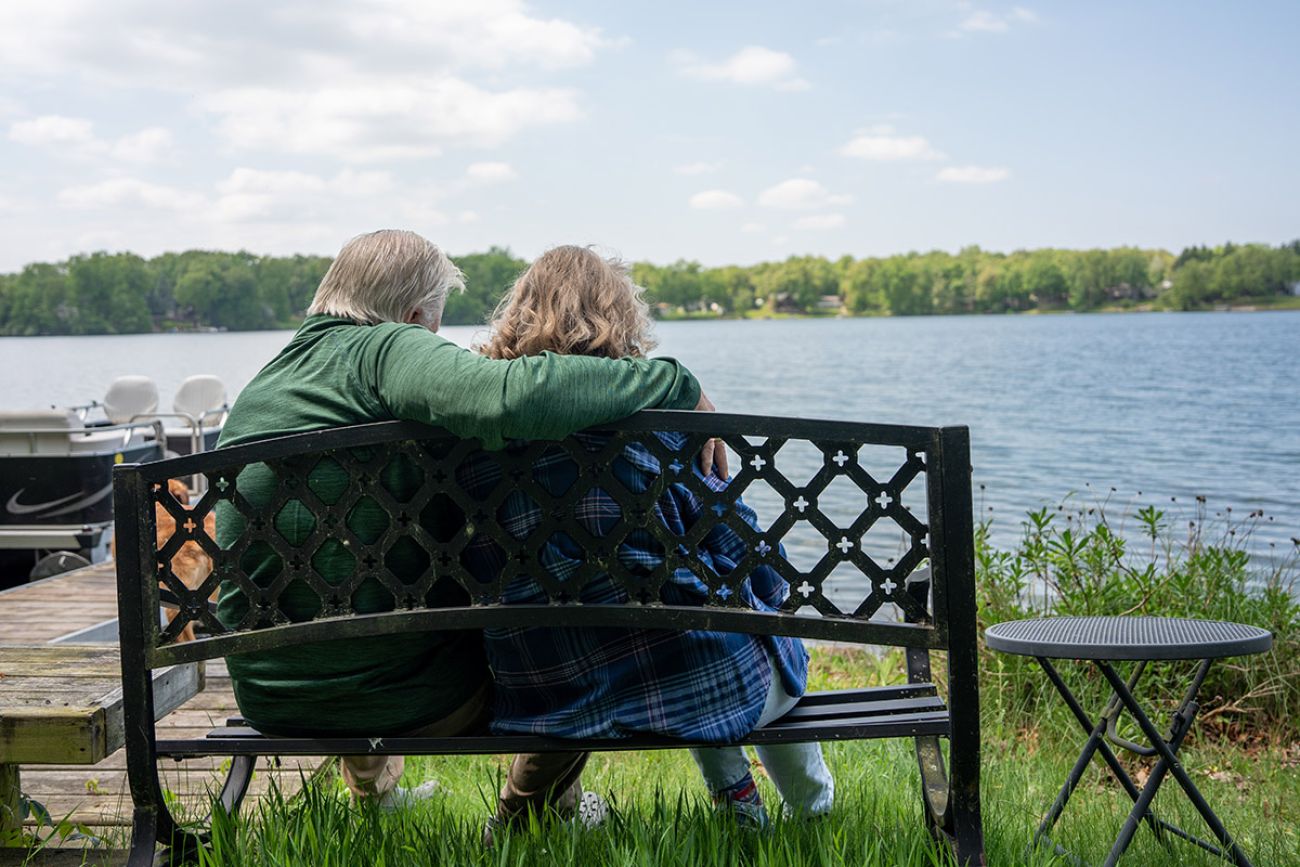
[
  {"xmin": 1290, "ymin": 281, "xmax": 1300, "ymax": 297},
  {"xmin": 816, "ymin": 294, "xmax": 845, "ymax": 311}
]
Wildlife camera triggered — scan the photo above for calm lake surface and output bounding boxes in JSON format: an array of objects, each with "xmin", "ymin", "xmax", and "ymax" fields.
[{"xmin": 2, "ymin": 311, "xmax": 1297, "ymax": 599}]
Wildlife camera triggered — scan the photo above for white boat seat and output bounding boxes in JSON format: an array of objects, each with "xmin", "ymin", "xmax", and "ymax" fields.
[
  {"xmin": 0, "ymin": 410, "xmax": 79, "ymax": 456},
  {"xmin": 103, "ymin": 376, "xmax": 160, "ymax": 424},
  {"xmin": 170, "ymin": 375, "xmax": 228, "ymax": 429}
]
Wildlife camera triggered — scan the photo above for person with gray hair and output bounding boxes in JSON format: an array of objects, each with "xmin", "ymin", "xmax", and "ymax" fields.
[
  {"xmin": 306, "ymin": 229, "xmax": 465, "ymax": 330},
  {"xmin": 214, "ymin": 229, "xmax": 722, "ymax": 829}
]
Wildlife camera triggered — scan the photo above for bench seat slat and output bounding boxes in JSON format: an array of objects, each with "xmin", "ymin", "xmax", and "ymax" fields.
[
  {"xmin": 159, "ymin": 688, "xmax": 951, "ymax": 757},
  {"xmin": 159, "ymin": 711, "xmax": 950, "ymax": 757},
  {"xmin": 773, "ymin": 695, "xmax": 946, "ymax": 723},
  {"xmin": 796, "ymin": 684, "xmax": 938, "ymax": 705}
]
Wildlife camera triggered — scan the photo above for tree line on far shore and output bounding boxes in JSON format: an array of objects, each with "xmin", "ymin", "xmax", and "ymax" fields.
[{"xmin": 0, "ymin": 241, "xmax": 1297, "ymax": 336}]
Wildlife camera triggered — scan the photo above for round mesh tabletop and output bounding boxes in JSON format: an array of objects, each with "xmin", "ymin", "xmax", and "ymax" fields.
[{"xmin": 984, "ymin": 616, "xmax": 1272, "ymax": 661}]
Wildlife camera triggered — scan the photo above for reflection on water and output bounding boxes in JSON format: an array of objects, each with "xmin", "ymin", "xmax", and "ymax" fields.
[{"xmin": 2, "ymin": 311, "xmax": 1297, "ymax": 600}]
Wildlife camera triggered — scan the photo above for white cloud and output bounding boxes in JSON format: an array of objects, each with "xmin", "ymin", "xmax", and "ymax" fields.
[
  {"xmin": 458, "ymin": 210, "xmax": 480, "ymax": 224},
  {"xmin": 677, "ymin": 46, "xmax": 809, "ymax": 91},
  {"xmin": 959, "ymin": 7, "xmax": 1038, "ymax": 34},
  {"xmin": 689, "ymin": 189, "xmax": 744, "ymax": 210},
  {"xmin": 758, "ymin": 178, "xmax": 851, "ymax": 210},
  {"xmin": 58, "ymin": 177, "xmax": 203, "ymax": 211},
  {"xmin": 466, "ymin": 161, "xmax": 517, "ymax": 183},
  {"xmin": 0, "ymin": 2, "xmax": 602, "ymax": 162},
  {"xmin": 840, "ymin": 131, "xmax": 945, "ymax": 161},
  {"xmin": 397, "ymin": 201, "xmax": 451, "ymax": 227},
  {"xmin": 741, "ymin": 222, "xmax": 765, "ymax": 233},
  {"xmin": 341, "ymin": 0, "xmax": 608, "ymax": 70},
  {"xmin": 961, "ymin": 11, "xmax": 1009, "ymax": 32},
  {"xmin": 0, "ymin": 1, "xmax": 608, "ymax": 83},
  {"xmin": 9, "ymin": 114, "xmax": 95, "ymax": 145},
  {"xmin": 936, "ymin": 165, "xmax": 1011, "ymax": 184},
  {"xmin": 10, "ymin": 115, "xmax": 174, "ymax": 163},
  {"xmin": 217, "ymin": 168, "xmax": 329, "ymax": 196},
  {"xmin": 200, "ymin": 79, "xmax": 582, "ymax": 161},
  {"xmin": 213, "ymin": 167, "xmax": 395, "ymax": 221},
  {"xmin": 674, "ymin": 161, "xmax": 721, "ymax": 175},
  {"xmin": 329, "ymin": 168, "xmax": 396, "ymax": 197},
  {"xmin": 110, "ymin": 126, "xmax": 173, "ymax": 162},
  {"xmin": 793, "ymin": 213, "xmax": 845, "ymax": 231}
]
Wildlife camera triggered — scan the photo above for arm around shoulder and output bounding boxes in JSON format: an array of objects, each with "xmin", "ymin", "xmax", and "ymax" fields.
[{"xmin": 367, "ymin": 325, "xmax": 701, "ymax": 447}]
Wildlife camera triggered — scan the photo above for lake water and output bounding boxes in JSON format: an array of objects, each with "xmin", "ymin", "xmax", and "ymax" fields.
[{"xmin": 2, "ymin": 311, "xmax": 1297, "ymax": 596}]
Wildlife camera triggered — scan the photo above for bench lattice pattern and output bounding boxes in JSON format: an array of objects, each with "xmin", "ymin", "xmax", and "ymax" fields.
[{"xmin": 139, "ymin": 415, "xmax": 940, "ymax": 656}]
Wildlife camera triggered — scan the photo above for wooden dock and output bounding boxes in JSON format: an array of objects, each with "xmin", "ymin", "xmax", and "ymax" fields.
[{"xmin": 0, "ymin": 562, "xmax": 327, "ymax": 846}]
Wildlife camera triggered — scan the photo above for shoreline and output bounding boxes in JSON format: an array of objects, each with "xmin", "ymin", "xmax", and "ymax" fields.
[
  {"xmin": 655, "ymin": 296, "xmax": 1300, "ymax": 322},
  {"xmin": 2, "ymin": 298, "xmax": 1297, "ymax": 337}
]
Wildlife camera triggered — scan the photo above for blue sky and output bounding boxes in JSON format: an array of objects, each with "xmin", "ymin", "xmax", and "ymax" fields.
[{"xmin": 1, "ymin": 0, "xmax": 1296, "ymax": 271}]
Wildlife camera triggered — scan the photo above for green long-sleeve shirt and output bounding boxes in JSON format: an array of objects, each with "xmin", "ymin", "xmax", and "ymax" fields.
[{"xmin": 215, "ymin": 315, "xmax": 700, "ymax": 735}]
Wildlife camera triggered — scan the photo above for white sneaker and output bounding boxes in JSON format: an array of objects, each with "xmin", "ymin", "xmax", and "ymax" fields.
[
  {"xmin": 574, "ymin": 790, "xmax": 610, "ymax": 829},
  {"xmin": 376, "ymin": 780, "xmax": 444, "ymax": 812},
  {"xmin": 481, "ymin": 790, "xmax": 610, "ymax": 847}
]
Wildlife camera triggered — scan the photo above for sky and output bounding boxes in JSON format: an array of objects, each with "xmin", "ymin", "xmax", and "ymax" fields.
[{"xmin": 0, "ymin": 0, "xmax": 1297, "ymax": 271}]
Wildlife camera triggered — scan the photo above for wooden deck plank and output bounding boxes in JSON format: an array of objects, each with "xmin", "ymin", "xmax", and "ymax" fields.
[
  {"xmin": 0, "ymin": 647, "xmax": 200, "ymax": 765},
  {"xmin": 0, "ymin": 564, "xmax": 328, "ymax": 840}
]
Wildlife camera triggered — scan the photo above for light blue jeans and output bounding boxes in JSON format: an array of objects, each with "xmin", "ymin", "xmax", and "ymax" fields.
[{"xmin": 689, "ymin": 658, "xmax": 835, "ymax": 816}]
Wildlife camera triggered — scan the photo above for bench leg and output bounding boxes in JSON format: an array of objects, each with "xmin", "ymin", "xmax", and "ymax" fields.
[
  {"xmin": 0, "ymin": 764, "xmax": 20, "ymax": 842},
  {"xmin": 123, "ymin": 756, "xmax": 256, "ymax": 867},
  {"xmin": 945, "ymin": 644, "xmax": 985, "ymax": 867},
  {"xmin": 907, "ymin": 646, "xmax": 986, "ymax": 866},
  {"xmin": 218, "ymin": 754, "xmax": 257, "ymax": 817}
]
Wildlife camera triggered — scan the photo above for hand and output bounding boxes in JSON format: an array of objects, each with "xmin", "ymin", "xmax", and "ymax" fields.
[{"xmin": 693, "ymin": 391, "xmax": 729, "ymax": 479}]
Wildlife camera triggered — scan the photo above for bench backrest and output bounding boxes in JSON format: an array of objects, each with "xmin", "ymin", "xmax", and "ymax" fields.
[{"xmin": 113, "ymin": 411, "xmax": 974, "ymax": 672}]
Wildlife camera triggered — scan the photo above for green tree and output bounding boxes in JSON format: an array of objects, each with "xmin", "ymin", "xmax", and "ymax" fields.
[
  {"xmin": 174, "ymin": 253, "xmax": 264, "ymax": 330},
  {"xmin": 66, "ymin": 252, "xmax": 152, "ymax": 333},
  {"xmin": 445, "ymin": 247, "xmax": 526, "ymax": 325}
]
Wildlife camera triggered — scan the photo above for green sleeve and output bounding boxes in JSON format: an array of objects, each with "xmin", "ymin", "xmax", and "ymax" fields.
[{"xmin": 361, "ymin": 325, "xmax": 701, "ymax": 448}]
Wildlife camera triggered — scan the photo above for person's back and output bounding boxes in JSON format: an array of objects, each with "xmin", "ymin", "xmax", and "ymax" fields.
[
  {"xmin": 216, "ymin": 314, "xmax": 487, "ymax": 737},
  {"xmin": 459, "ymin": 430, "xmax": 803, "ymax": 742}
]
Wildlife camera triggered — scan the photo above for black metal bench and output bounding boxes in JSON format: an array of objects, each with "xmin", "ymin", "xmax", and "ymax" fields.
[{"xmin": 113, "ymin": 411, "xmax": 985, "ymax": 865}]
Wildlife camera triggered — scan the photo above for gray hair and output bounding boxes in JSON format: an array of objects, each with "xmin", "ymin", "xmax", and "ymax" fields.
[{"xmin": 307, "ymin": 229, "xmax": 464, "ymax": 325}]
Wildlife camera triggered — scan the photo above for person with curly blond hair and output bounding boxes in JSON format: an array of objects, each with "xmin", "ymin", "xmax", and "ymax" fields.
[{"xmin": 464, "ymin": 246, "xmax": 834, "ymax": 831}]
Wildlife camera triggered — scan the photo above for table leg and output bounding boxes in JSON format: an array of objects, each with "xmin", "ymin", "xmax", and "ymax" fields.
[
  {"xmin": 1097, "ymin": 660, "xmax": 1254, "ymax": 867},
  {"xmin": 1036, "ymin": 658, "xmax": 1171, "ymax": 847},
  {"xmin": 1098, "ymin": 660, "xmax": 1204, "ymax": 867},
  {"xmin": 0, "ymin": 764, "xmax": 20, "ymax": 841}
]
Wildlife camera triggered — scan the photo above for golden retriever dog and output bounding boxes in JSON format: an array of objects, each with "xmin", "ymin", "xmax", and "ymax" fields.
[{"xmin": 113, "ymin": 478, "xmax": 216, "ymax": 642}]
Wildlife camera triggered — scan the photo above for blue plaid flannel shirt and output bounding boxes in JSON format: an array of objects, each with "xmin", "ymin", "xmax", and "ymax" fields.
[{"xmin": 458, "ymin": 430, "xmax": 809, "ymax": 743}]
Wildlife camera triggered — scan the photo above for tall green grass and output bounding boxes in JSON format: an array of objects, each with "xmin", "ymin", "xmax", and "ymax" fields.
[{"xmin": 180, "ymin": 733, "xmax": 1298, "ymax": 867}]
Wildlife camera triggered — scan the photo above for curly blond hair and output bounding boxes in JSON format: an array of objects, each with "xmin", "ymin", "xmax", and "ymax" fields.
[{"xmin": 480, "ymin": 245, "xmax": 657, "ymax": 360}]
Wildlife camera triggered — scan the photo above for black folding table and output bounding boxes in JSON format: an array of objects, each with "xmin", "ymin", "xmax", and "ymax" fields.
[{"xmin": 985, "ymin": 616, "xmax": 1272, "ymax": 867}]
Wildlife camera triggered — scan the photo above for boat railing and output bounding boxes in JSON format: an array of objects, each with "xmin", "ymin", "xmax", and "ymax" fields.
[{"xmin": 0, "ymin": 417, "xmax": 164, "ymax": 455}]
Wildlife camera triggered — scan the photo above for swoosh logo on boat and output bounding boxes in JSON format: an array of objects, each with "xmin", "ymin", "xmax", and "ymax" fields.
[{"xmin": 6, "ymin": 483, "xmax": 113, "ymax": 518}]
